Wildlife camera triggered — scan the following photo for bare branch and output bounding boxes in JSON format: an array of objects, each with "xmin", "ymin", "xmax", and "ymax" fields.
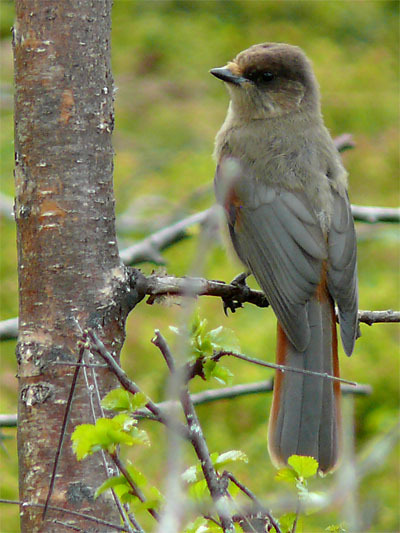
[
  {"xmin": 334, "ymin": 133, "xmax": 355, "ymax": 152},
  {"xmin": 0, "ymin": 499, "xmax": 129, "ymax": 532},
  {"xmin": 212, "ymin": 350, "xmax": 357, "ymax": 386},
  {"xmin": 352, "ymin": 205, "xmax": 400, "ymax": 224},
  {"xmin": 0, "ymin": 317, "xmax": 18, "ymax": 341},
  {"xmin": 358, "ymin": 309, "xmax": 400, "ymax": 325},
  {"xmin": 190, "ymin": 380, "xmax": 372, "ymax": 406},
  {"xmin": 120, "ymin": 208, "xmax": 214, "ymax": 266},
  {"xmin": 0, "ymin": 380, "xmax": 372, "ymax": 429},
  {"xmin": 0, "ymin": 192, "xmax": 14, "ymax": 220},
  {"xmin": 224, "ymin": 472, "xmax": 281, "ymax": 533}
]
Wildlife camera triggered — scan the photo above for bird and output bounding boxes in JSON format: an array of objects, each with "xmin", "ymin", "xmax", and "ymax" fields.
[{"xmin": 210, "ymin": 43, "xmax": 358, "ymax": 473}]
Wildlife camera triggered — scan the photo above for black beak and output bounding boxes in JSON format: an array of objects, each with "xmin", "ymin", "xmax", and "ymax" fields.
[{"xmin": 210, "ymin": 67, "xmax": 246, "ymax": 86}]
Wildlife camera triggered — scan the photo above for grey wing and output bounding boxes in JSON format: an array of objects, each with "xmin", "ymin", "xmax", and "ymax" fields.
[
  {"xmin": 327, "ymin": 190, "xmax": 358, "ymax": 356},
  {"xmin": 228, "ymin": 183, "xmax": 328, "ymax": 352}
]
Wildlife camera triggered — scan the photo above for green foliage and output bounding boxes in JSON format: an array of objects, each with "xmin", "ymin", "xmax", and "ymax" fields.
[
  {"xmin": 71, "ymin": 414, "xmax": 149, "ymax": 460},
  {"xmin": 170, "ymin": 312, "xmax": 239, "ymax": 385},
  {"xmin": 101, "ymin": 388, "xmax": 148, "ymax": 412},
  {"xmin": 1, "ymin": 1, "xmax": 399, "ymax": 531},
  {"xmin": 95, "ymin": 461, "xmax": 163, "ymax": 509}
]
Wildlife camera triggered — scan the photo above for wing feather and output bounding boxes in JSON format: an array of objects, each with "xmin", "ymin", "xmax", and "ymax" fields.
[
  {"xmin": 327, "ymin": 191, "xmax": 358, "ymax": 356},
  {"xmin": 230, "ymin": 184, "xmax": 327, "ymax": 351}
]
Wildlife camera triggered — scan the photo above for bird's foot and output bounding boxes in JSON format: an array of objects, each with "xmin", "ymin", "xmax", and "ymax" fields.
[{"xmin": 223, "ymin": 271, "xmax": 251, "ymax": 316}]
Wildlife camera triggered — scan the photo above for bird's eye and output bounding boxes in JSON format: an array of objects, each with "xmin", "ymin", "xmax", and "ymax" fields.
[
  {"xmin": 246, "ymin": 70, "xmax": 275, "ymax": 84},
  {"xmin": 261, "ymin": 71, "xmax": 274, "ymax": 82}
]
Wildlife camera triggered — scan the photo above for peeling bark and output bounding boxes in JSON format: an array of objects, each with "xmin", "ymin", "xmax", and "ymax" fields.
[{"xmin": 13, "ymin": 1, "xmax": 128, "ymax": 531}]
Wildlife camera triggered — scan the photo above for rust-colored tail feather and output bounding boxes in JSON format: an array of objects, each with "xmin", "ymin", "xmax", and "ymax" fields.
[{"xmin": 268, "ymin": 291, "xmax": 341, "ymax": 473}]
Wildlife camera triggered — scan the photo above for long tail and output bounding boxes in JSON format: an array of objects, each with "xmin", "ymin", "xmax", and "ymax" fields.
[{"xmin": 267, "ymin": 289, "xmax": 341, "ymax": 473}]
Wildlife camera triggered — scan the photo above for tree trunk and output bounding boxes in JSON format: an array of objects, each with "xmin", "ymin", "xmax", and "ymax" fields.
[{"xmin": 13, "ymin": 1, "xmax": 129, "ymax": 531}]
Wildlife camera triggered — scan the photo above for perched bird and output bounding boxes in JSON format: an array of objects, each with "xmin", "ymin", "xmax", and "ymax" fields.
[{"xmin": 211, "ymin": 43, "xmax": 358, "ymax": 473}]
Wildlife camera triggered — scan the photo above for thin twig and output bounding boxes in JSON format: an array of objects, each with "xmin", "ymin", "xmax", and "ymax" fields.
[
  {"xmin": 42, "ymin": 342, "xmax": 86, "ymax": 520},
  {"xmin": 0, "ymin": 499, "xmax": 129, "ymax": 531},
  {"xmin": 81, "ymin": 349, "xmax": 136, "ymax": 533},
  {"xmin": 86, "ymin": 330, "xmax": 190, "ymax": 439},
  {"xmin": 213, "ymin": 350, "xmax": 357, "ymax": 386},
  {"xmin": 152, "ymin": 330, "xmax": 235, "ymax": 533},
  {"xmin": 0, "ymin": 380, "xmax": 371, "ymax": 429},
  {"xmin": 225, "ymin": 472, "xmax": 281, "ymax": 533},
  {"xmin": 110, "ymin": 452, "xmax": 161, "ymax": 522},
  {"xmin": 51, "ymin": 520, "xmax": 85, "ymax": 532},
  {"xmin": 52, "ymin": 361, "xmax": 108, "ymax": 368}
]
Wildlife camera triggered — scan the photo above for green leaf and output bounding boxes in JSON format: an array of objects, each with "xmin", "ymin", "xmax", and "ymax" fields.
[
  {"xmin": 278, "ymin": 512, "xmax": 297, "ymax": 532},
  {"xmin": 184, "ymin": 517, "xmax": 212, "ymax": 533},
  {"xmin": 326, "ymin": 523, "xmax": 347, "ymax": 532},
  {"xmin": 101, "ymin": 388, "xmax": 148, "ymax": 413},
  {"xmin": 208, "ymin": 326, "xmax": 240, "ymax": 353},
  {"xmin": 288, "ymin": 455, "xmax": 318, "ymax": 479},
  {"xmin": 95, "ymin": 474, "xmax": 127, "ymax": 498},
  {"xmin": 126, "ymin": 462, "xmax": 147, "ymax": 488},
  {"xmin": 71, "ymin": 424, "xmax": 104, "ymax": 461},
  {"xmin": 71, "ymin": 415, "xmax": 149, "ymax": 460},
  {"xmin": 203, "ymin": 358, "xmax": 216, "ymax": 380},
  {"xmin": 275, "ymin": 467, "xmax": 298, "ymax": 484},
  {"xmin": 188, "ymin": 478, "xmax": 208, "ymax": 500},
  {"xmin": 214, "ymin": 450, "xmax": 248, "ymax": 470},
  {"xmin": 209, "ymin": 363, "xmax": 233, "ymax": 385}
]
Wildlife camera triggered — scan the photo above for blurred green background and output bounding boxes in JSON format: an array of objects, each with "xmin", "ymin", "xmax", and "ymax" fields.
[{"xmin": 0, "ymin": 1, "xmax": 399, "ymax": 532}]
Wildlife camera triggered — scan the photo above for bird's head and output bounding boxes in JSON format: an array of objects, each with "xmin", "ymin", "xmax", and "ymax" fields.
[{"xmin": 210, "ymin": 43, "xmax": 320, "ymax": 120}]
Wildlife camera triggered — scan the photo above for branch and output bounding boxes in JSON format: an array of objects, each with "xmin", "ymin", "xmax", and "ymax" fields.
[
  {"xmin": 1, "ymin": 277, "xmax": 398, "ymax": 343},
  {"xmin": 120, "ymin": 208, "xmax": 214, "ymax": 266},
  {"xmin": 189, "ymin": 380, "xmax": 372, "ymax": 406},
  {"xmin": 212, "ymin": 350, "xmax": 357, "ymax": 386},
  {"xmin": 0, "ymin": 192, "xmax": 14, "ymax": 220},
  {"xmin": 333, "ymin": 133, "xmax": 355, "ymax": 152},
  {"xmin": 110, "ymin": 452, "xmax": 160, "ymax": 523},
  {"xmin": 86, "ymin": 330, "xmax": 190, "ymax": 440},
  {"xmin": 0, "ymin": 499, "xmax": 129, "ymax": 532},
  {"xmin": 152, "ymin": 330, "xmax": 235, "ymax": 533},
  {"xmin": 358, "ymin": 309, "xmax": 400, "ymax": 325},
  {"xmin": 0, "ymin": 317, "xmax": 18, "ymax": 341},
  {"xmin": 351, "ymin": 205, "xmax": 400, "ymax": 224},
  {"xmin": 224, "ymin": 472, "xmax": 281, "ymax": 533}
]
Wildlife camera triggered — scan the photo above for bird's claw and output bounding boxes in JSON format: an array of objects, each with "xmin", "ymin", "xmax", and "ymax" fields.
[{"xmin": 222, "ymin": 272, "xmax": 251, "ymax": 316}]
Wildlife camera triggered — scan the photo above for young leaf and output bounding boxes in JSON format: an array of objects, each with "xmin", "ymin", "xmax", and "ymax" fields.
[
  {"xmin": 279, "ymin": 512, "xmax": 297, "ymax": 532},
  {"xmin": 95, "ymin": 474, "xmax": 127, "ymax": 498},
  {"xmin": 213, "ymin": 450, "xmax": 248, "ymax": 470},
  {"xmin": 71, "ymin": 424, "xmax": 104, "ymax": 461},
  {"xmin": 209, "ymin": 363, "xmax": 233, "ymax": 385},
  {"xmin": 275, "ymin": 466, "xmax": 297, "ymax": 484},
  {"xmin": 326, "ymin": 523, "xmax": 347, "ymax": 532},
  {"xmin": 188, "ymin": 478, "xmax": 208, "ymax": 500},
  {"xmin": 101, "ymin": 388, "xmax": 148, "ymax": 413},
  {"xmin": 208, "ymin": 326, "xmax": 240, "ymax": 353},
  {"xmin": 288, "ymin": 455, "xmax": 318, "ymax": 479},
  {"xmin": 71, "ymin": 415, "xmax": 149, "ymax": 460}
]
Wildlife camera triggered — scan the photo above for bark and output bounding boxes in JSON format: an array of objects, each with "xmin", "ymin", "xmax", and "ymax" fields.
[{"xmin": 13, "ymin": 1, "xmax": 130, "ymax": 531}]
